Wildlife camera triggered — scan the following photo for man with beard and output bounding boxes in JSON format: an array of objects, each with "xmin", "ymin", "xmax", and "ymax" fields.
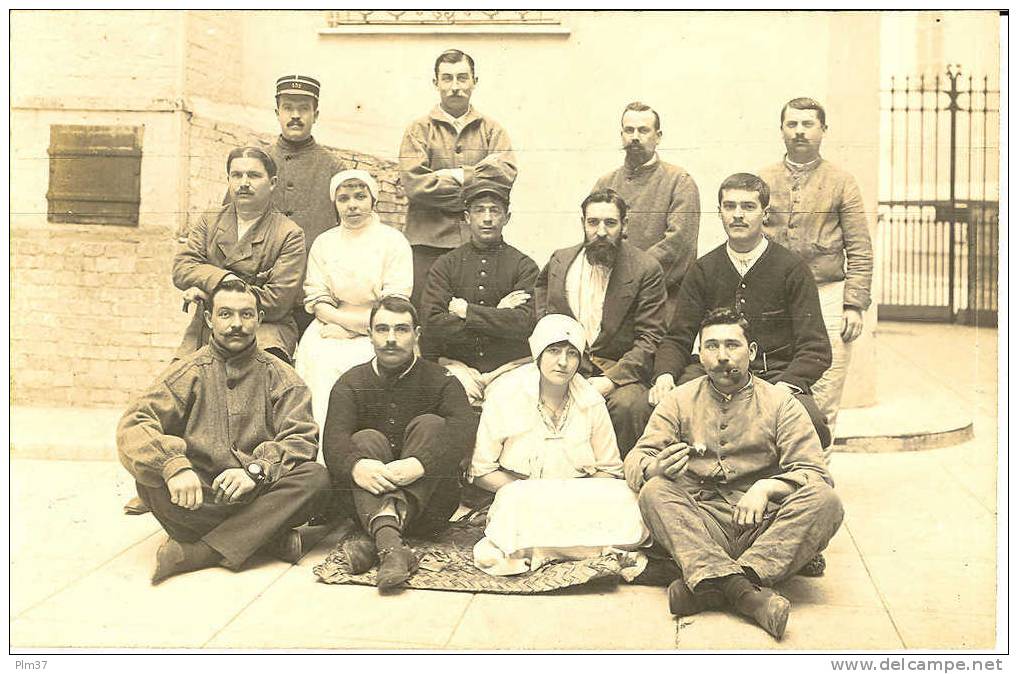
[
  {"xmin": 759, "ymin": 97, "xmax": 873, "ymax": 433},
  {"xmin": 322, "ymin": 295, "xmax": 476, "ymax": 592},
  {"xmin": 535, "ymin": 188, "xmax": 667, "ymax": 456},
  {"xmin": 648, "ymin": 173, "xmax": 832, "ymax": 448},
  {"xmin": 593, "ymin": 102, "xmax": 701, "ymax": 319},
  {"xmin": 224, "ymin": 75, "xmax": 345, "ymax": 338},
  {"xmin": 626, "ymin": 307, "xmax": 843, "ymax": 640},
  {"xmin": 117, "ymin": 279, "xmax": 329, "ymax": 584},
  {"xmin": 421, "ymin": 169, "xmax": 539, "ymax": 405},
  {"xmin": 399, "ymin": 49, "xmax": 517, "ymax": 313}
]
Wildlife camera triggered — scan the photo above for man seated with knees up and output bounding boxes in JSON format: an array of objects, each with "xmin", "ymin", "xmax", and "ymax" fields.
[
  {"xmin": 648, "ymin": 172, "xmax": 832, "ymax": 448},
  {"xmin": 535, "ymin": 188, "xmax": 667, "ymax": 456},
  {"xmin": 421, "ymin": 167, "xmax": 539, "ymax": 405},
  {"xmin": 117, "ymin": 279, "xmax": 329, "ymax": 584},
  {"xmin": 321, "ymin": 295, "xmax": 476, "ymax": 591},
  {"xmin": 626, "ymin": 308, "xmax": 843, "ymax": 640}
]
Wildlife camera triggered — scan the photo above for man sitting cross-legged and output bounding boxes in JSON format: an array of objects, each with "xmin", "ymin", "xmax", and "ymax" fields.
[
  {"xmin": 117, "ymin": 279, "xmax": 329, "ymax": 584},
  {"xmin": 626, "ymin": 308, "xmax": 843, "ymax": 640},
  {"xmin": 322, "ymin": 295, "xmax": 476, "ymax": 592}
]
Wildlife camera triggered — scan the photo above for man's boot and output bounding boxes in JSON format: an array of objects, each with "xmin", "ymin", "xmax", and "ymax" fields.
[
  {"xmin": 719, "ymin": 574, "xmax": 791, "ymax": 640},
  {"xmin": 667, "ymin": 579, "xmax": 726, "ymax": 617},
  {"xmin": 152, "ymin": 538, "xmax": 220, "ymax": 585}
]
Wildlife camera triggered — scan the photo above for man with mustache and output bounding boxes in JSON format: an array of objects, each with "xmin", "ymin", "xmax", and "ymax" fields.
[
  {"xmin": 648, "ymin": 173, "xmax": 831, "ymax": 448},
  {"xmin": 322, "ymin": 295, "xmax": 476, "ymax": 591},
  {"xmin": 535, "ymin": 188, "xmax": 667, "ymax": 456},
  {"xmin": 759, "ymin": 97, "xmax": 873, "ymax": 434},
  {"xmin": 593, "ymin": 102, "xmax": 701, "ymax": 320},
  {"xmin": 421, "ymin": 168, "xmax": 539, "ymax": 405},
  {"xmin": 626, "ymin": 307, "xmax": 843, "ymax": 640},
  {"xmin": 175, "ymin": 146, "xmax": 305, "ymax": 364},
  {"xmin": 117, "ymin": 279, "xmax": 329, "ymax": 584},
  {"xmin": 399, "ymin": 49, "xmax": 517, "ymax": 314},
  {"xmin": 225, "ymin": 75, "xmax": 345, "ymax": 338}
]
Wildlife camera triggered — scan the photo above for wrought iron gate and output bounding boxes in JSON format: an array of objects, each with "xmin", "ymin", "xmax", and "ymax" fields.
[{"xmin": 877, "ymin": 66, "xmax": 999, "ymax": 325}]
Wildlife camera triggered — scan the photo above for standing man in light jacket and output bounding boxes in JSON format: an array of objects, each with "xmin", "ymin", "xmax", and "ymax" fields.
[
  {"xmin": 399, "ymin": 49, "xmax": 517, "ymax": 313},
  {"xmin": 759, "ymin": 97, "xmax": 874, "ymax": 431}
]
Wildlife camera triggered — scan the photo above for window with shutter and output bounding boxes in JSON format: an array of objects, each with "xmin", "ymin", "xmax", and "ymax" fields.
[{"xmin": 46, "ymin": 124, "xmax": 143, "ymax": 226}]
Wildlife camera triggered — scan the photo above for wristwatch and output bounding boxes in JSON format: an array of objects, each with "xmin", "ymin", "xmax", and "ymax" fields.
[{"xmin": 246, "ymin": 462, "xmax": 266, "ymax": 484}]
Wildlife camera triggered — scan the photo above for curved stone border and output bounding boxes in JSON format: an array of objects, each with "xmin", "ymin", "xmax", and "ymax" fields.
[{"xmin": 833, "ymin": 422, "xmax": 975, "ymax": 453}]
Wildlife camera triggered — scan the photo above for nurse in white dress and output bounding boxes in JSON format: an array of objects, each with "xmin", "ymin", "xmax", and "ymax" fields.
[
  {"xmin": 469, "ymin": 314, "xmax": 650, "ymax": 576},
  {"xmin": 295, "ymin": 169, "xmax": 413, "ymax": 432}
]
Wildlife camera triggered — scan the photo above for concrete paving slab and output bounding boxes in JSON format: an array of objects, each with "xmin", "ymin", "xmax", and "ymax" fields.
[
  {"xmin": 10, "ymin": 459, "xmax": 161, "ymax": 617},
  {"xmin": 865, "ymin": 555, "xmax": 997, "ymax": 617},
  {"xmin": 892, "ymin": 609, "xmax": 997, "ymax": 649},
  {"xmin": 776, "ymin": 552, "xmax": 883, "ymax": 609},
  {"xmin": 206, "ymin": 572, "xmax": 473, "ymax": 648},
  {"xmin": 673, "ymin": 604, "xmax": 904, "ymax": 650},
  {"xmin": 12, "ymin": 534, "xmax": 293, "ymax": 649},
  {"xmin": 446, "ymin": 584, "xmax": 678, "ymax": 650},
  {"xmin": 11, "ymin": 406, "xmax": 123, "ymax": 460}
]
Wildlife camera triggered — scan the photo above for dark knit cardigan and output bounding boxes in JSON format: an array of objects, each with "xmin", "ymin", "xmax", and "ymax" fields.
[
  {"xmin": 654, "ymin": 241, "xmax": 832, "ymax": 391},
  {"xmin": 322, "ymin": 358, "xmax": 475, "ymax": 480}
]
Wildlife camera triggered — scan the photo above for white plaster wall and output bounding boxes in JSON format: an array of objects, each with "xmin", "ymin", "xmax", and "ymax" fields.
[{"xmin": 231, "ymin": 10, "xmax": 874, "ymax": 267}]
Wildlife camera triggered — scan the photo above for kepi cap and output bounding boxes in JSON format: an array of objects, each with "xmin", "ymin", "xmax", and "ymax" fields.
[
  {"xmin": 276, "ymin": 74, "xmax": 321, "ymax": 100},
  {"xmin": 528, "ymin": 314, "xmax": 587, "ymax": 361},
  {"xmin": 462, "ymin": 162, "xmax": 514, "ymax": 208}
]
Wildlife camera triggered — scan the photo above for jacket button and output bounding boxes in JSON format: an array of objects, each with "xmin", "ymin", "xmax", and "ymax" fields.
[
  {"xmin": 481, "ymin": 259, "xmax": 487, "ymax": 264},
  {"xmin": 226, "ymin": 379, "xmax": 236, "ymax": 389},
  {"xmin": 286, "ymin": 210, "xmax": 294, "ymax": 216},
  {"xmin": 478, "ymin": 285, "xmax": 485, "ymax": 291},
  {"xmin": 455, "ymin": 145, "xmax": 463, "ymax": 153},
  {"xmin": 720, "ymin": 423, "xmax": 727, "ymax": 430},
  {"xmin": 479, "ymin": 270, "xmax": 487, "ymax": 277}
]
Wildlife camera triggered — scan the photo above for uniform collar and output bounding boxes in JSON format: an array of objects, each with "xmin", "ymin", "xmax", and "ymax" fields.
[
  {"xmin": 371, "ymin": 355, "xmax": 418, "ymax": 380},
  {"xmin": 707, "ymin": 373, "xmax": 755, "ymax": 403},
  {"xmin": 276, "ymin": 135, "xmax": 317, "ymax": 153},
  {"xmin": 469, "ymin": 237, "xmax": 505, "ymax": 253},
  {"xmin": 210, "ymin": 337, "xmax": 258, "ymax": 366},
  {"xmin": 430, "ymin": 104, "xmax": 480, "ymax": 129},
  {"xmin": 783, "ymin": 154, "xmax": 823, "ymax": 174}
]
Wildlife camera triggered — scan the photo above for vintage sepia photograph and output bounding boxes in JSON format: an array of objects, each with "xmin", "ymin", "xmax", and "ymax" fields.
[{"xmin": 8, "ymin": 8, "xmax": 1005, "ymax": 659}]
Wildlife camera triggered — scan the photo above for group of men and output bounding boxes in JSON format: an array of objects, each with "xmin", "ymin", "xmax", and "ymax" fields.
[{"xmin": 116, "ymin": 49, "xmax": 870, "ymax": 639}]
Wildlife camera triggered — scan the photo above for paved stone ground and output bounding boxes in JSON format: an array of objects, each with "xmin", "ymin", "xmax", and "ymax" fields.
[{"xmin": 9, "ymin": 322, "xmax": 1000, "ymax": 650}]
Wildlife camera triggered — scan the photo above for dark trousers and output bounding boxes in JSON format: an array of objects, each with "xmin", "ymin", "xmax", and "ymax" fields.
[
  {"xmin": 606, "ymin": 382, "xmax": 653, "ymax": 458},
  {"xmin": 334, "ymin": 414, "xmax": 461, "ymax": 538},
  {"xmin": 677, "ymin": 362, "xmax": 831, "ymax": 447},
  {"xmin": 638, "ymin": 475, "xmax": 844, "ymax": 591},
  {"xmin": 136, "ymin": 462, "xmax": 329, "ymax": 569}
]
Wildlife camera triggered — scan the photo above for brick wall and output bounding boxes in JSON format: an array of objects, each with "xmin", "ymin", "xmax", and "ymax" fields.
[
  {"xmin": 10, "ymin": 227, "xmax": 184, "ymax": 407},
  {"xmin": 11, "ymin": 112, "xmax": 408, "ymax": 409},
  {"xmin": 186, "ymin": 114, "xmax": 407, "ymax": 232}
]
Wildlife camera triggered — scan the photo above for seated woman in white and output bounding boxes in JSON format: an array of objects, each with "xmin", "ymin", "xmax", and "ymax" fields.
[
  {"xmin": 294, "ymin": 169, "xmax": 413, "ymax": 431},
  {"xmin": 469, "ymin": 314, "xmax": 649, "ymax": 576}
]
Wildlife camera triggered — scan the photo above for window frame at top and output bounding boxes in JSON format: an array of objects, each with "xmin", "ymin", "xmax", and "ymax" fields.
[{"xmin": 46, "ymin": 124, "xmax": 144, "ymax": 227}]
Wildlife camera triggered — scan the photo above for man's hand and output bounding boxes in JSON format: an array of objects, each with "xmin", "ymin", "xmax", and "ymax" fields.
[
  {"xmin": 734, "ymin": 482, "xmax": 772, "ymax": 529},
  {"xmin": 435, "ymin": 168, "xmax": 465, "ymax": 184},
  {"xmin": 648, "ymin": 373, "xmax": 676, "ymax": 406},
  {"xmin": 167, "ymin": 469, "xmax": 204, "ymax": 510},
  {"xmin": 182, "ymin": 287, "xmax": 209, "ymax": 306},
  {"xmin": 588, "ymin": 376, "xmax": 616, "ymax": 398},
  {"xmin": 351, "ymin": 459, "xmax": 398, "ymax": 496},
  {"xmin": 448, "ymin": 297, "xmax": 468, "ymax": 320},
  {"xmin": 211, "ymin": 468, "xmax": 256, "ymax": 504},
  {"xmin": 320, "ymin": 323, "xmax": 356, "ymax": 339},
  {"xmin": 496, "ymin": 290, "xmax": 531, "ymax": 309},
  {"xmin": 386, "ymin": 457, "xmax": 426, "ymax": 487},
  {"xmin": 645, "ymin": 443, "xmax": 690, "ymax": 481},
  {"xmin": 841, "ymin": 307, "xmax": 864, "ymax": 342}
]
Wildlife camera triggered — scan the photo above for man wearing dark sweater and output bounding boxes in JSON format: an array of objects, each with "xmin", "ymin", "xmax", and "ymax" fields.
[
  {"xmin": 422, "ymin": 168, "xmax": 538, "ymax": 405},
  {"xmin": 648, "ymin": 173, "xmax": 832, "ymax": 446},
  {"xmin": 322, "ymin": 295, "xmax": 475, "ymax": 591},
  {"xmin": 593, "ymin": 102, "xmax": 701, "ymax": 319}
]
